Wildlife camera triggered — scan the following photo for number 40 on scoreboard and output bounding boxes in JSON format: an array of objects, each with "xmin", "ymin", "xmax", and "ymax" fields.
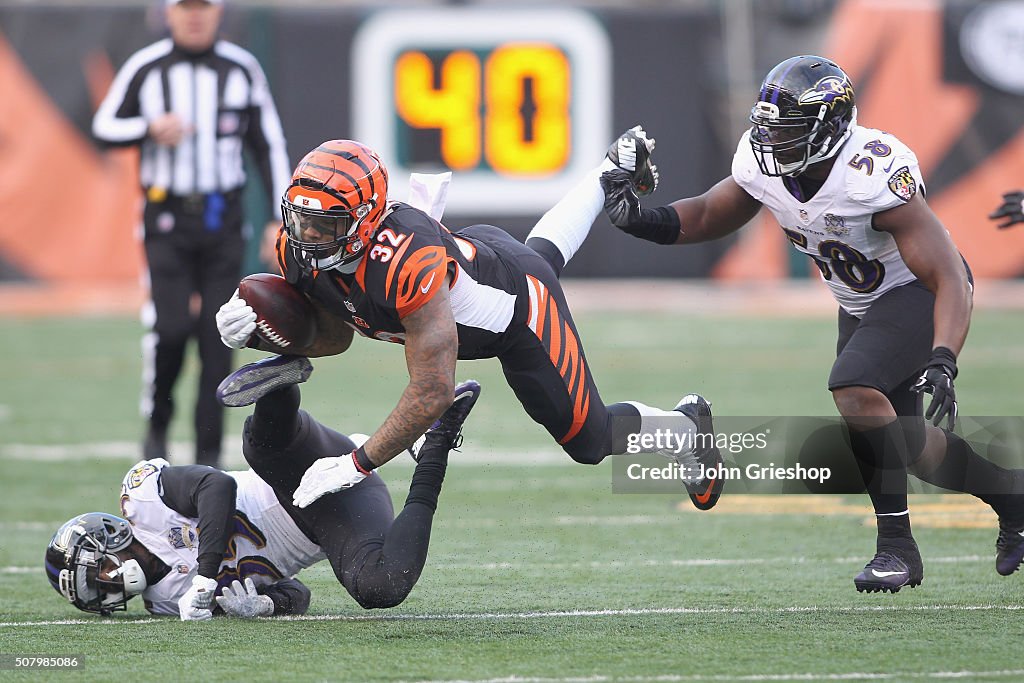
[{"xmin": 352, "ymin": 8, "xmax": 611, "ymax": 215}]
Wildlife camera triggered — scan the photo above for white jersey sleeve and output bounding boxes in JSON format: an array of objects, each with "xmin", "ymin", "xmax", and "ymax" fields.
[
  {"xmin": 731, "ymin": 125, "xmax": 924, "ymax": 317},
  {"xmin": 120, "ymin": 459, "xmax": 200, "ymax": 616}
]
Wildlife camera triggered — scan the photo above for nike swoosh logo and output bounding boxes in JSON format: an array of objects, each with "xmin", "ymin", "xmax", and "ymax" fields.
[
  {"xmin": 870, "ymin": 569, "xmax": 907, "ymax": 578},
  {"xmin": 693, "ymin": 479, "xmax": 715, "ymax": 505},
  {"xmin": 420, "ymin": 272, "xmax": 436, "ymax": 294},
  {"xmin": 883, "ymin": 158, "xmax": 896, "ymax": 173}
]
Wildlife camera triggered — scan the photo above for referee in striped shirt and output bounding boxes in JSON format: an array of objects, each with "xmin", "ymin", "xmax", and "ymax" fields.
[{"xmin": 93, "ymin": 0, "xmax": 290, "ymax": 468}]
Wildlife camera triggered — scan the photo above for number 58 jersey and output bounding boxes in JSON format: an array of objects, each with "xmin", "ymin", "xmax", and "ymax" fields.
[{"xmin": 732, "ymin": 125, "xmax": 922, "ymax": 318}]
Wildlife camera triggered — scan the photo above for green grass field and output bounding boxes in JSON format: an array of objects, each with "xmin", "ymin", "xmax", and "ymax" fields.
[{"xmin": 2, "ymin": 305, "xmax": 1024, "ymax": 682}]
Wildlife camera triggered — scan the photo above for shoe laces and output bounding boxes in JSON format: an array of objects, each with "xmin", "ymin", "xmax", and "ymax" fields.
[{"xmin": 865, "ymin": 551, "xmax": 908, "ymax": 573}]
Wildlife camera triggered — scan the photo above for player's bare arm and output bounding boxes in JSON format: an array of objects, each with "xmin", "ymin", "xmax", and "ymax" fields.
[
  {"xmin": 362, "ymin": 275, "xmax": 458, "ymax": 467},
  {"xmin": 874, "ymin": 193, "xmax": 972, "ymax": 355},
  {"xmin": 669, "ymin": 177, "xmax": 763, "ymax": 245}
]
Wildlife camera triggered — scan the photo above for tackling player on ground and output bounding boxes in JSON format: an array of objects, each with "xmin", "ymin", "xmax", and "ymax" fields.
[
  {"xmin": 44, "ymin": 376, "xmax": 480, "ymax": 619},
  {"xmin": 601, "ymin": 55, "xmax": 1024, "ymax": 592},
  {"xmin": 215, "ymin": 130, "xmax": 725, "ymax": 511}
]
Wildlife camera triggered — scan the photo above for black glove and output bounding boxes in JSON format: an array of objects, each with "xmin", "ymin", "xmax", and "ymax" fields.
[
  {"xmin": 599, "ymin": 170, "xmax": 680, "ymax": 245},
  {"xmin": 911, "ymin": 346, "xmax": 958, "ymax": 430},
  {"xmin": 989, "ymin": 190, "xmax": 1024, "ymax": 229},
  {"xmin": 600, "ymin": 169, "xmax": 641, "ymax": 228}
]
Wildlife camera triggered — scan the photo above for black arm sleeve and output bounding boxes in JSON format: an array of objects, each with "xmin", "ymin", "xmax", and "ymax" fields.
[
  {"xmin": 258, "ymin": 578, "xmax": 311, "ymax": 616},
  {"xmin": 243, "ymin": 105, "xmax": 275, "ymax": 202},
  {"xmin": 619, "ymin": 206, "xmax": 682, "ymax": 245},
  {"xmin": 158, "ymin": 466, "xmax": 237, "ymax": 579}
]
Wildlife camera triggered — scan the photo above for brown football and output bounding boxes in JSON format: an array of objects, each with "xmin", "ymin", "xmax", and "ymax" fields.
[{"xmin": 238, "ymin": 273, "xmax": 317, "ymax": 350}]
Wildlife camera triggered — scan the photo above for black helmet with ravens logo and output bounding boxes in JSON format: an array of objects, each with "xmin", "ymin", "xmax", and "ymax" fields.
[
  {"xmin": 44, "ymin": 512, "xmax": 148, "ymax": 615},
  {"xmin": 748, "ymin": 55, "xmax": 857, "ymax": 177}
]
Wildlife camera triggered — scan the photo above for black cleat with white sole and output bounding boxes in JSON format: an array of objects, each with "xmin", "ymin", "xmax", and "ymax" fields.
[{"xmin": 854, "ymin": 538, "xmax": 923, "ymax": 593}]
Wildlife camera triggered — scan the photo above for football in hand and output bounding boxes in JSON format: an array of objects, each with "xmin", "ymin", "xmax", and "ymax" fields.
[{"xmin": 237, "ymin": 273, "xmax": 317, "ymax": 350}]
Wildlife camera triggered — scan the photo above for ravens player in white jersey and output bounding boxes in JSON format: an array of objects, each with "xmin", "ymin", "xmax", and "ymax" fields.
[
  {"xmin": 601, "ymin": 55, "xmax": 1024, "ymax": 592},
  {"xmin": 44, "ymin": 377, "xmax": 480, "ymax": 619},
  {"xmin": 215, "ymin": 132, "xmax": 726, "ymax": 512}
]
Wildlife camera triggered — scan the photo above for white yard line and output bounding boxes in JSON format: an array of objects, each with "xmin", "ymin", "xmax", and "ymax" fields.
[
  {"xmin": 1, "ymin": 555, "xmax": 992, "ymax": 576},
  {"xmin": 3, "ymin": 603, "xmax": 1024, "ymax": 629},
  {"xmin": 2, "ymin": 555, "xmax": 991, "ymax": 576},
  {"xmin": 400, "ymin": 671, "xmax": 1024, "ymax": 683},
  {"xmin": 0, "ymin": 439, "xmax": 567, "ymax": 467}
]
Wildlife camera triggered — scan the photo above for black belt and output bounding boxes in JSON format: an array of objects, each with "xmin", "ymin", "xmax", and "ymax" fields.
[{"xmin": 147, "ymin": 189, "xmax": 243, "ymax": 215}]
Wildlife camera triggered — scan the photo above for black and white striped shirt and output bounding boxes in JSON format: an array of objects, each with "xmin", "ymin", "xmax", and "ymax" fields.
[{"xmin": 93, "ymin": 38, "xmax": 290, "ymax": 217}]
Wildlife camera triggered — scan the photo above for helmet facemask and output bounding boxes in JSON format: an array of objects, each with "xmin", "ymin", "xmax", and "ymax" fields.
[
  {"xmin": 748, "ymin": 57, "xmax": 857, "ymax": 178},
  {"xmin": 282, "ymin": 189, "xmax": 379, "ymax": 271},
  {"xmin": 281, "ymin": 140, "xmax": 390, "ymax": 273},
  {"xmin": 45, "ymin": 513, "xmax": 146, "ymax": 616}
]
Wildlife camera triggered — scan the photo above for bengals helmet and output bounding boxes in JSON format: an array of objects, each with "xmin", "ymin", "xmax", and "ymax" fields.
[
  {"xmin": 748, "ymin": 55, "xmax": 857, "ymax": 177},
  {"xmin": 282, "ymin": 140, "xmax": 389, "ymax": 271},
  {"xmin": 44, "ymin": 512, "xmax": 148, "ymax": 615}
]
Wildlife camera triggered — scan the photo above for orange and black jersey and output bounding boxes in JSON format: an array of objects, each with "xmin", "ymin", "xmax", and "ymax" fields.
[{"xmin": 278, "ymin": 203, "xmax": 531, "ymax": 360}]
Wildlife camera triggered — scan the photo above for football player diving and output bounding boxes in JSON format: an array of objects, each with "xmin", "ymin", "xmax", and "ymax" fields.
[
  {"xmin": 600, "ymin": 55, "xmax": 1024, "ymax": 593},
  {"xmin": 214, "ymin": 129, "xmax": 726, "ymax": 512},
  {"xmin": 44, "ymin": 375, "xmax": 480, "ymax": 619}
]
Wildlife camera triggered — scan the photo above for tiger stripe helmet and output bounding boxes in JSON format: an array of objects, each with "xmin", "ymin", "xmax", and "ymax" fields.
[{"xmin": 282, "ymin": 140, "xmax": 389, "ymax": 270}]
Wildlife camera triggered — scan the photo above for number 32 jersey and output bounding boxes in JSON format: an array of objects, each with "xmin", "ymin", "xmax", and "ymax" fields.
[
  {"xmin": 732, "ymin": 125, "xmax": 922, "ymax": 318},
  {"xmin": 278, "ymin": 202, "xmax": 530, "ymax": 360}
]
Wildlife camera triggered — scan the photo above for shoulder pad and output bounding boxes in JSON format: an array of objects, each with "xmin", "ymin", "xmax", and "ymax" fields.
[
  {"xmin": 731, "ymin": 130, "xmax": 767, "ymax": 200},
  {"xmin": 843, "ymin": 128, "xmax": 923, "ymax": 210}
]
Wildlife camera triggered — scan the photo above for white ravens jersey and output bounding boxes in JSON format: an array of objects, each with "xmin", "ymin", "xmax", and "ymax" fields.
[
  {"xmin": 118, "ymin": 459, "xmax": 325, "ymax": 616},
  {"xmin": 732, "ymin": 125, "xmax": 922, "ymax": 317}
]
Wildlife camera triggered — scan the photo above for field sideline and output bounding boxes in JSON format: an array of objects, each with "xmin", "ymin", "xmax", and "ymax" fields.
[{"xmin": 1, "ymin": 287, "xmax": 1023, "ymax": 681}]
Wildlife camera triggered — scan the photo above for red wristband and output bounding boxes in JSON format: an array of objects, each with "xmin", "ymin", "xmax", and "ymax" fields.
[{"xmin": 351, "ymin": 446, "xmax": 375, "ymax": 475}]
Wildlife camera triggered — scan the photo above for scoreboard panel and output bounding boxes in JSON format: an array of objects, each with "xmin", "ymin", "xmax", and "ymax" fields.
[{"xmin": 352, "ymin": 8, "xmax": 611, "ymax": 214}]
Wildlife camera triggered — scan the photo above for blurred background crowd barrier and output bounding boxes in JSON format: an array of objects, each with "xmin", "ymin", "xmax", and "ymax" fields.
[{"xmin": 1, "ymin": 0, "xmax": 1022, "ymax": 297}]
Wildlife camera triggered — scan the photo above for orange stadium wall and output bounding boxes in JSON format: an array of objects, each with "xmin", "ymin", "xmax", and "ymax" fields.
[
  {"xmin": 0, "ymin": 0, "xmax": 1022, "ymax": 294},
  {"xmin": 716, "ymin": 0, "xmax": 1024, "ymax": 281}
]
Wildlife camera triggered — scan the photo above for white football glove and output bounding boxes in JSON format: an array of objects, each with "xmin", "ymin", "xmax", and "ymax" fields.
[
  {"xmin": 292, "ymin": 451, "xmax": 368, "ymax": 508},
  {"xmin": 178, "ymin": 575, "xmax": 218, "ymax": 621},
  {"xmin": 216, "ymin": 578, "xmax": 274, "ymax": 618},
  {"xmin": 215, "ymin": 289, "xmax": 257, "ymax": 349}
]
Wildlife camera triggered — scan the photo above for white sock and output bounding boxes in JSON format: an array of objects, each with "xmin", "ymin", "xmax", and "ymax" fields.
[
  {"xmin": 526, "ymin": 158, "xmax": 617, "ymax": 266},
  {"xmin": 621, "ymin": 401, "xmax": 697, "ymax": 455}
]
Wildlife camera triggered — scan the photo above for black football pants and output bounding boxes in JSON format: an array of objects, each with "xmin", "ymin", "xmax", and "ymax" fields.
[
  {"xmin": 142, "ymin": 198, "xmax": 244, "ymax": 466},
  {"xmin": 241, "ymin": 385, "xmax": 443, "ymax": 609}
]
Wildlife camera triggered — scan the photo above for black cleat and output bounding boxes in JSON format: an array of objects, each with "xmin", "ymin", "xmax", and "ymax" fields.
[
  {"xmin": 996, "ymin": 521, "xmax": 1024, "ymax": 576},
  {"xmin": 606, "ymin": 125, "xmax": 659, "ymax": 196},
  {"xmin": 854, "ymin": 537, "xmax": 923, "ymax": 593},
  {"xmin": 411, "ymin": 380, "xmax": 482, "ymax": 460},
  {"xmin": 216, "ymin": 355, "xmax": 312, "ymax": 407},
  {"xmin": 673, "ymin": 394, "xmax": 724, "ymax": 511}
]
